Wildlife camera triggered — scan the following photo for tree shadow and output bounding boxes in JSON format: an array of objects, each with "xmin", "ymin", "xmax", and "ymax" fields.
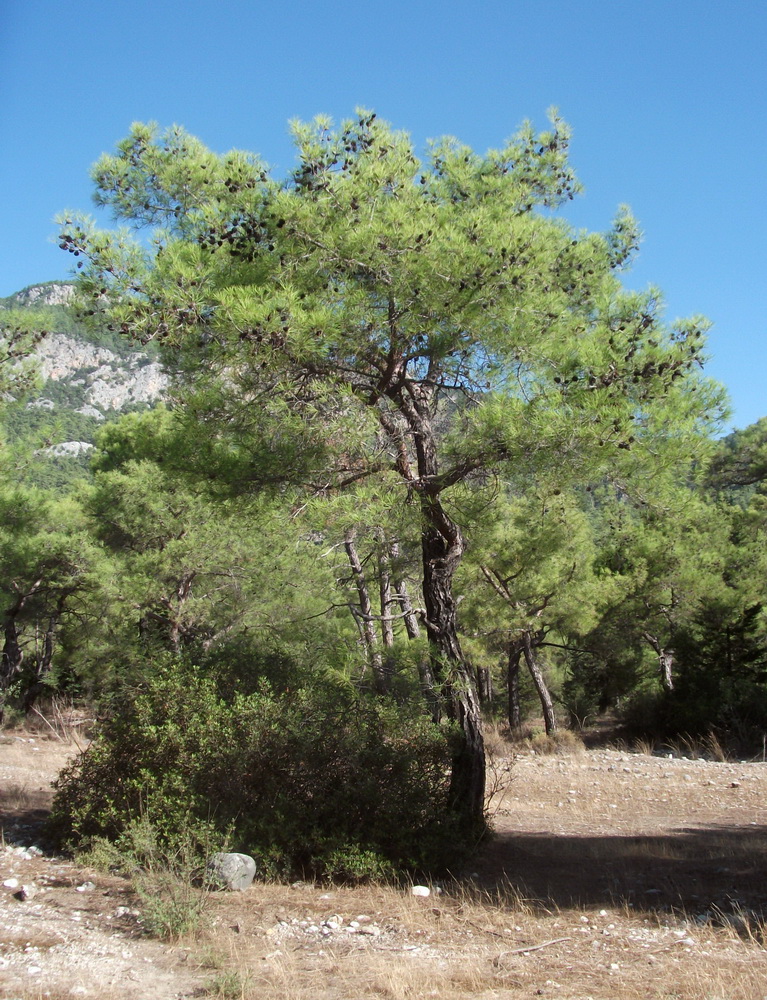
[
  {"xmin": 475, "ymin": 823, "xmax": 767, "ymax": 920},
  {"xmin": 0, "ymin": 788, "xmax": 54, "ymax": 849}
]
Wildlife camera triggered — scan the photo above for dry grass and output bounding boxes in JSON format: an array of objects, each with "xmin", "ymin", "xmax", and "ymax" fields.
[
  {"xmin": 2, "ymin": 727, "xmax": 767, "ymax": 1000},
  {"xmin": 171, "ymin": 877, "xmax": 767, "ymax": 1000}
]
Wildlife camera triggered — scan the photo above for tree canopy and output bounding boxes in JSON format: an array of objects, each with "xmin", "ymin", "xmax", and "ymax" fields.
[{"xmin": 56, "ymin": 110, "xmax": 728, "ymax": 830}]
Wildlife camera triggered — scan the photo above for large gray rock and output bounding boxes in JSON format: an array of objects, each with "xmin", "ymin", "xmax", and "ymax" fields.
[{"xmin": 206, "ymin": 852, "xmax": 257, "ymax": 891}]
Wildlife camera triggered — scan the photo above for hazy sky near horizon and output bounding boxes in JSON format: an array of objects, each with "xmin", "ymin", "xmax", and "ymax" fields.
[{"xmin": 2, "ymin": 0, "xmax": 765, "ymax": 428}]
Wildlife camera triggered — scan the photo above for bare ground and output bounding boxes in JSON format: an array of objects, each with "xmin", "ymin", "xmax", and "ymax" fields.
[{"xmin": 2, "ymin": 726, "xmax": 767, "ymax": 1000}]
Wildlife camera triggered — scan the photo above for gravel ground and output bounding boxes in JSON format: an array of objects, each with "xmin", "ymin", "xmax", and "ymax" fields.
[{"xmin": 2, "ymin": 732, "xmax": 767, "ymax": 1000}]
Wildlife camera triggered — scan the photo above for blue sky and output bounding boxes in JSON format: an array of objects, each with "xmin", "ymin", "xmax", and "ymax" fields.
[{"xmin": 2, "ymin": 0, "xmax": 765, "ymax": 428}]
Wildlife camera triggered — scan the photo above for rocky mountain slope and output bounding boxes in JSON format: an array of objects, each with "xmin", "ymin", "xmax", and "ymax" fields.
[{"xmin": 2, "ymin": 282, "xmax": 167, "ymax": 476}]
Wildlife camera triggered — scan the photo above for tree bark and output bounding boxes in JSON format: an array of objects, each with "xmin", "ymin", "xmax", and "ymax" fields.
[
  {"xmin": 21, "ymin": 604, "xmax": 62, "ymax": 715},
  {"xmin": 344, "ymin": 529, "xmax": 388, "ymax": 694},
  {"xmin": 379, "ymin": 381, "xmax": 486, "ymax": 833},
  {"xmin": 376, "ymin": 530, "xmax": 396, "ymax": 692},
  {"xmin": 376, "ymin": 530, "xmax": 395, "ymax": 650},
  {"xmin": 508, "ymin": 639, "xmax": 523, "ymax": 731},
  {"xmin": 642, "ymin": 631, "xmax": 675, "ymax": 692},
  {"xmin": 419, "ymin": 500, "xmax": 485, "ymax": 830},
  {"xmin": 1, "ymin": 583, "xmax": 42, "ymax": 725},
  {"xmin": 477, "ymin": 665, "xmax": 493, "ymax": 704},
  {"xmin": 389, "ymin": 538, "xmax": 441, "ymax": 715},
  {"xmin": 1, "ymin": 617, "xmax": 23, "ymax": 725},
  {"xmin": 522, "ymin": 629, "xmax": 557, "ymax": 735},
  {"xmin": 390, "ymin": 540, "xmax": 421, "ymax": 640}
]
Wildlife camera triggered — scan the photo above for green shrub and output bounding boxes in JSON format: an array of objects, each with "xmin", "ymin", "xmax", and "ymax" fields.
[
  {"xmin": 49, "ymin": 661, "xmax": 465, "ymax": 879},
  {"xmin": 80, "ymin": 815, "xmax": 224, "ymax": 940},
  {"xmin": 321, "ymin": 844, "xmax": 395, "ymax": 884}
]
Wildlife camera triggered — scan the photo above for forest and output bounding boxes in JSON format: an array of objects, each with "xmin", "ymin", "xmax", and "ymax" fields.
[{"xmin": 1, "ymin": 111, "xmax": 766, "ymax": 879}]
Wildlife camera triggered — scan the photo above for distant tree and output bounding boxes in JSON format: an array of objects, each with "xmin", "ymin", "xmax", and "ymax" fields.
[
  {"xmin": 705, "ymin": 417, "xmax": 767, "ymax": 496},
  {"xmin": 0, "ymin": 308, "xmax": 47, "ymax": 446},
  {"xmin": 461, "ymin": 487, "xmax": 619, "ymax": 733},
  {"xmin": 0, "ymin": 485, "xmax": 106, "ymax": 721},
  {"xmin": 83, "ymin": 408, "xmax": 350, "ymax": 684},
  {"xmin": 588, "ymin": 487, "xmax": 731, "ymax": 695},
  {"xmin": 58, "ymin": 112, "xmax": 725, "ymax": 831}
]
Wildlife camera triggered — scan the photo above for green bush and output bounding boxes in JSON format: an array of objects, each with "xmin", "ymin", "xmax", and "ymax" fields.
[{"xmin": 49, "ymin": 661, "xmax": 465, "ymax": 879}]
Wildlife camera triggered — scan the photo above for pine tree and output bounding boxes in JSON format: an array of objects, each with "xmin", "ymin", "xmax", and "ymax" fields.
[{"xmin": 58, "ymin": 111, "xmax": 725, "ymax": 831}]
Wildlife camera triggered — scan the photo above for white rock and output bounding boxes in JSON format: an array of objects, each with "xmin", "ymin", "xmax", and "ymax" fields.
[
  {"xmin": 76, "ymin": 405, "xmax": 105, "ymax": 420},
  {"xmin": 357, "ymin": 924, "xmax": 381, "ymax": 936},
  {"xmin": 411, "ymin": 885, "xmax": 431, "ymax": 897},
  {"xmin": 37, "ymin": 441, "xmax": 94, "ymax": 457}
]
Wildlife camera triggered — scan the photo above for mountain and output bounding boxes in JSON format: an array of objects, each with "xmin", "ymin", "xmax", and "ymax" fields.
[{"xmin": 1, "ymin": 282, "xmax": 168, "ymax": 486}]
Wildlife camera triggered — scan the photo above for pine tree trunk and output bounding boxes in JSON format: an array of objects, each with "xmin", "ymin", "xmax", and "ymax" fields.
[
  {"xmin": 383, "ymin": 387, "xmax": 486, "ymax": 833},
  {"xmin": 643, "ymin": 632, "xmax": 675, "ymax": 692},
  {"xmin": 390, "ymin": 540, "xmax": 421, "ymax": 640},
  {"xmin": 508, "ymin": 639, "xmax": 523, "ymax": 731},
  {"xmin": 420, "ymin": 512, "xmax": 485, "ymax": 831},
  {"xmin": 376, "ymin": 530, "xmax": 395, "ymax": 649},
  {"xmin": 376, "ymin": 530, "xmax": 396, "ymax": 692},
  {"xmin": 1, "ymin": 616, "xmax": 23, "ymax": 725},
  {"xmin": 477, "ymin": 666, "xmax": 493, "ymax": 704},
  {"xmin": 22, "ymin": 607, "xmax": 61, "ymax": 715},
  {"xmin": 522, "ymin": 630, "xmax": 557, "ymax": 735},
  {"xmin": 344, "ymin": 529, "xmax": 388, "ymax": 694},
  {"xmin": 1, "ymin": 586, "xmax": 41, "ymax": 725}
]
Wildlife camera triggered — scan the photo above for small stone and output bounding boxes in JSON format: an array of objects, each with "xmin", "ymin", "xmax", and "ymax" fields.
[
  {"xmin": 3, "ymin": 878, "xmax": 19, "ymax": 889},
  {"xmin": 412, "ymin": 885, "xmax": 431, "ymax": 897},
  {"xmin": 76, "ymin": 881, "xmax": 96, "ymax": 892},
  {"xmin": 730, "ymin": 781, "xmax": 741, "ymax": 788},
  {"xmin": 357, "ymin": 924, "xmax": 381, "ymax": 936}
]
